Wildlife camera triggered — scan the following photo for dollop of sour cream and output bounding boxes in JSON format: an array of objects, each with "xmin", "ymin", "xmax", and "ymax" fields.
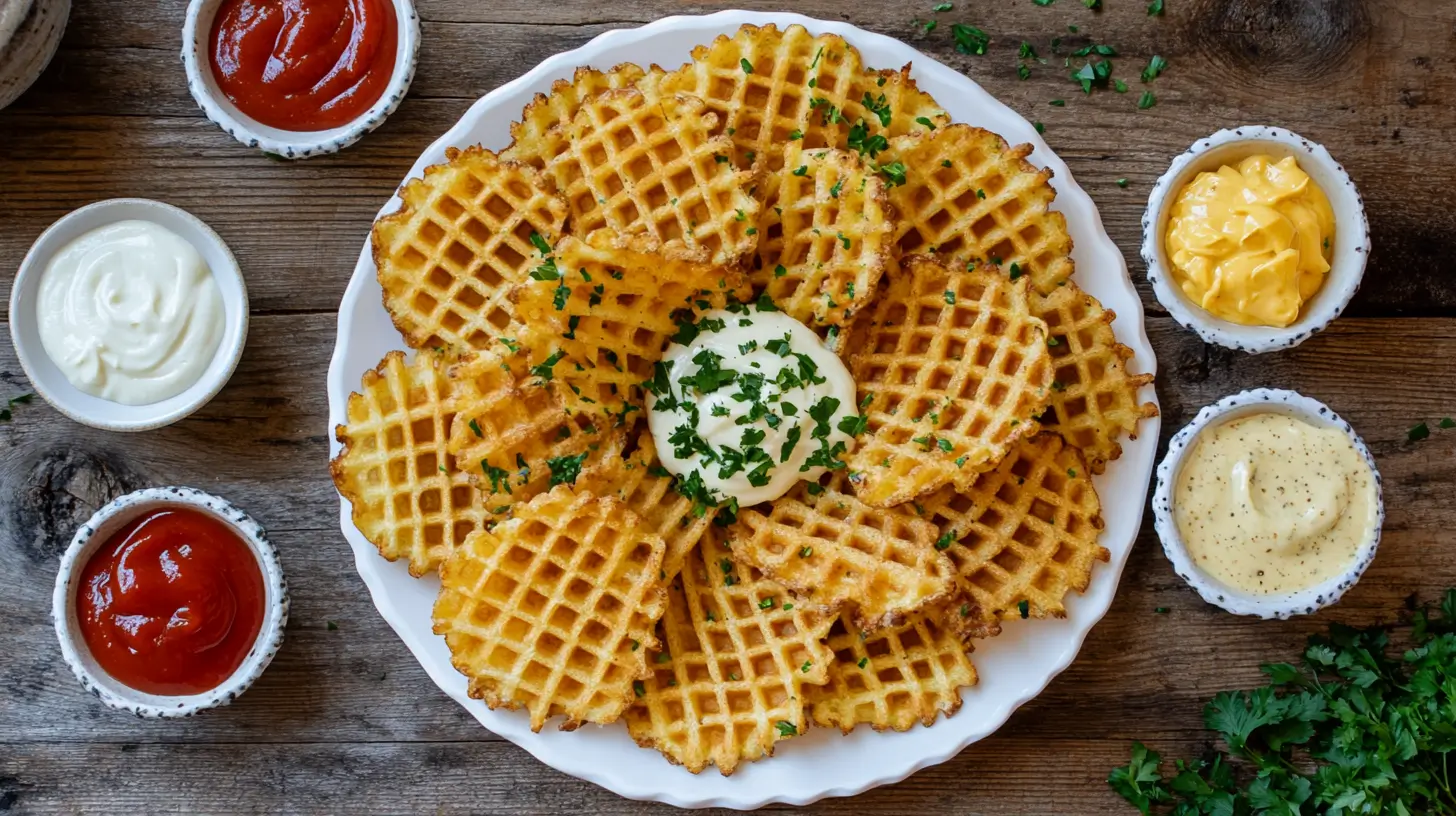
[
  {"xmin": 1174, "ymin": 412, "xmax": 1378, "ymax": 596},
  {"xmin": 37, "ymin": 220, "xmax": 224, "ymax": 406},
  {"xmin": 645, "ymin": 305, "xmax": 859, "ymax": 509}
]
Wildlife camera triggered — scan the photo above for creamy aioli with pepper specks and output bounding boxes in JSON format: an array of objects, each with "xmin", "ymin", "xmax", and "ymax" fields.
[{"xmin": 1174, "ymin": 412, "xmax": 1378, "ymax": 595}]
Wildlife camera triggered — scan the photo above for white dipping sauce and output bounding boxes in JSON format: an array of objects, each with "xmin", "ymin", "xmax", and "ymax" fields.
[
  {"xmin": 37, "ymin": 220, "xmax": 224, "ymax": 406},
  {"xmin": 646, "ymin": 306, "xmax": 858, "ymax": 508}
]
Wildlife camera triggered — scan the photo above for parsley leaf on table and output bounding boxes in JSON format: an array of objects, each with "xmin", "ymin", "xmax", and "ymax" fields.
[{"xmin": 1110, "ymin": 588, "xmax": 1456, "ymax": 815}]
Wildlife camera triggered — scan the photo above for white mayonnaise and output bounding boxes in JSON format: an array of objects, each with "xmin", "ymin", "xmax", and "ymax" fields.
[
  {"xmin": 646, "ymin": 305, "xmax": 859, "ymax": 509},
  {"xmin": 37, "ymin": 220, "xmax": 224, "ymax": 406}
]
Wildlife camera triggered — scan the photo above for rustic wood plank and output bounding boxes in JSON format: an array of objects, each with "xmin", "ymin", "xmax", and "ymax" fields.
[
  {"xmin": 2, "ymin": 2, "xmax": 1453, "ymax": 314},
  {"xmin": 1, "ymin": 316, "xmax": 1452, "ymax": 807},
  {"xmin": 4, "ymin": 0, "xmax": 1456, "ymax": 811}
]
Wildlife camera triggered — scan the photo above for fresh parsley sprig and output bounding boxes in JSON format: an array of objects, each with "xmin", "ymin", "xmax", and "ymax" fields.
[{"xmin": 1111, "ymin": 589, "xmax": 1456, "ymax": 815}]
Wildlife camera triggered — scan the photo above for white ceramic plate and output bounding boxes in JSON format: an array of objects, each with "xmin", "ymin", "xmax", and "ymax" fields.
[{"xmin": 326, "ymin": 11, "xmax": 1161, "ymax": 809}]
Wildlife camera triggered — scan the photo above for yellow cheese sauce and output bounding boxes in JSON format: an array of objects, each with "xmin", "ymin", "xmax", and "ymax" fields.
[
  {"xmin": 1165, "ymin": 154, "xmax": 1335, "ymax": 328},
  {"xmin": 1174, "ymin": 412, "xmax": 1377, "ymax": 596}
]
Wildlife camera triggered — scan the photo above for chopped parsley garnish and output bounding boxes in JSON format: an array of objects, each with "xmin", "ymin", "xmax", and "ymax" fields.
[
  {"xmin": 944, "ymin": 289, "xmax": 957, "ymax": 305},
  {"xmin": 951, "ymin": 23, "xmax": 989, "ymax": 55},
  {"xmin": 1137, "ymin": 90, "xmax": 1157, "ymax": 109},
  {"xmin": 1141, "ymin": 54, "xmax": 1168, "ymax": 83},
  {"xmin": 1018, "ymin": 599, "xmax": 1030, "ymax": 618},
  {"xmin": 915, "ymin": 116, "xmax": 937, "ymax": 130},
  {"xmin": 1408, "ymin": 422, "xmax": 1431, "ymax": 442},
  {"xmin": 1147, "ymin": 0, "xmax": 1163, "ymax": 14},
  {"xmin": 740, "ymin": 57, "xmax": 754, "ymax": 73},
  {"xmin": 775, "ymin": 721, "xmax": 797, "ymax": 737},
  {"xmin": 529, "ymin": 349, "xmax": 565, "ymax": 382},
  {"xmin": 482, "ymin": 462, "xmax": 512, "ymax": 495},
  {"xmin": 758, "ymin": 597, "xmax": 776, "ymax": 610},
  {"xmin": 934, "ymin": 531, "xmax": 956, "ymax": 551},
  {"xmin": 1116, "ymin": 177, "xmax": 1129, "ymax": 188},
  {"xmin": 547, "ymin": 452, "xmax": 589, "ymax": 486},
  {"xmin": 632, "ymin": 680, "xmax": 645, "ymax": 698},
  {"xmin": 499, "ymin": 337, "xmax": 520, "ymax": 353},
  {"xmin": 468, "ymin": 418, "xmax": 483, "ymax": 438}
]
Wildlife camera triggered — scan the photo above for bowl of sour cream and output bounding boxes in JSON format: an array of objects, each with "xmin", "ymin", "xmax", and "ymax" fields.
[
  {"xmin": 1152, "ymin": 388, "xmax": 1383, "ymax": 619},
  {"xmin": 9, "ymin": 198, "xmax": 249, "ymax": 431}
]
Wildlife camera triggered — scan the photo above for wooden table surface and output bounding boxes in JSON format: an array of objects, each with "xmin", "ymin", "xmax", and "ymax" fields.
[{"xmin": 3, "ymin": 1, "xmax": 1455, "ymax": 813}]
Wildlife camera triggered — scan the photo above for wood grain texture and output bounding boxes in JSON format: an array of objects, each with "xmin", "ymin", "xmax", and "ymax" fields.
[{"xmin": 2, "ymin": 0, "xmax": 1455, "ymax": 813}]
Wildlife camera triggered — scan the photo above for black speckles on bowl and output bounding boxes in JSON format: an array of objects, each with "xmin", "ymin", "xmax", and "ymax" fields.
[{"xmin": 1150, "ymin": 388, "xmax": 1383, "ymax": 620}]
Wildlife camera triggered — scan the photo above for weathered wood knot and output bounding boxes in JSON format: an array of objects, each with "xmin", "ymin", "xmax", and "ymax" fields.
[
  {"xmin": 0, "ymin": 446, "xmax": 143, "ymax": 564},
  {"xmin": 1192, "ymin": 0, "xmax": 1369, "ymax": 83}
]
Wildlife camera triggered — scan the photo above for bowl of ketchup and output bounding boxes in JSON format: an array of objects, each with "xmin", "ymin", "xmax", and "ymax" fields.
[
  {"xmin": 51, "ymin": 487, "xmax": 288, "ymax": 717},
  {"xmin": 181, "ymin": 0, "xmax": 421, "ymax": 158}
]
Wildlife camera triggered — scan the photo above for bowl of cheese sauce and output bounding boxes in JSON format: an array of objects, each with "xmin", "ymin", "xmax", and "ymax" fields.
[
  {"xmin": 9, "ymin": 198, "xmax": 249, "ymax": 431},
  {"xmin": 1153, "ymin": 389, "xmax": 1383, "ymax": 619},
  {"xmin": 1143, "ymin": 126, "xmax": 1369, "ymax": 354}
]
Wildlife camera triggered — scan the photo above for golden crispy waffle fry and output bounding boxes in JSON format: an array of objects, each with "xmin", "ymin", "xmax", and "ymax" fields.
[
  {"xmin": 445, "ymin": 350, "xmax": 624, "ymax": 503},
  {"xmin": 372, "ymin": 146, "xmax": 568, "ymax": 353},
  {"xmin": 727, "ymin": 473, "xmax": 959, "ymax": 632},
  {"xmin": 843, "ymin": 66, "xmax": 951, "ymax": 142},
  {"xmin": 331, "ymin": 350, "xmax": 491, "ymax": 577},
  {"xmin": 514, "ymin": 234, "xmax": 748, "ymax": 415},
  {"xmin": 622, "ymin": 534, "xmax": 833, "ymax": 774},
  {"xmin": 843, "ymin": 256, "xmax": 1055, "ymax": 507},
  {"xmin": 889, "ymin": 125, "xmax": 1074, "ymax": 295},
  {"xmin": 657, "ymin": 24, "xmax": 866, "ymax": 171},
  {"xmin": 575, "ymin": 430, "xmax": 715, "ymax": 582},
  {"xmin": 504, "ymin": 64, "xmax": 649, "ymax": 173},
  {"xmin": 920, "ymin": 433, "xmax": 1107, "ymax": 622},
  {"xmin": 808, "ymin": 612, "xmax": 977, "ymax": 733},
  {"xmin": 433, "ymin": 486, "xmax": 668, "ymax": 731},
  {"xmin": 520, "ymin": 88, "xmax": 760, "ymax": 267},
  {"xmin": 1032, "ymin": 283, "xmax": 1158, "ymax": 473},
  {"xmin": 754, "ymin": 146, "xmax": 895, "ymax": 327}
]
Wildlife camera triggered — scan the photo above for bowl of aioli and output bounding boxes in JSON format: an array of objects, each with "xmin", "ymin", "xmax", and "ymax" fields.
[
  {"xmin": 1152, "ymin": 388, "xmax": 1383, "ymax": 619},
  {"xmin": 52, "ymin": 487, "xmax": 288, "ymax": 717},
  {"xmin": 1142, "ymin": 126, "xmax": 1370, "ymax": 354},
  {"xmin": 8, "ymin": 198, "xmax": 249, "ymax": 431},
  {"xmin": 181, "ymin": 0, "xmax": 421, "ymax": 158}
]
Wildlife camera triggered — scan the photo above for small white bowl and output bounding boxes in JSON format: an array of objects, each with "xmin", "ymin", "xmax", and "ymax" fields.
[
  {"xmin": 1152, "ymin": 388, "xmax": 1384, "ymax": 619},
  {"xmin": 8, "ymin": 198, "xmax": 249, "ymax": 431},
  {"xmin": 1142, "ymin": 126, "xmax": 1370, "ymax": 354},
  {"xmin": 181, "ymin": 0, "xmax": 421, "ymax": 158},
  {"xmin": 51, "ymin": 487, "xmax": 289, "ymax": 717}
]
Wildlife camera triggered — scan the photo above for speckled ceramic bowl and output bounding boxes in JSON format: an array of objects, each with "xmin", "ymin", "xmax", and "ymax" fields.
[
  {"xmin": 180, "ymin": 0, "xmax": 420, "ymax": 158},
  {"xmin": 1152, "ymin": 388, "xmax": 1383, "ymax": 619},
  {"xmin": 1142, "ymin": 126, "xmax": 1370, "ymax": 354},
  {"xmin": 51, "ymin": 487, "xmax": 288, "ymax": 717}
]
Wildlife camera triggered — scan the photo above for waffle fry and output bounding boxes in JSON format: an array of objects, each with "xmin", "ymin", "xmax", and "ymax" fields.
[
  {"xmin": 844, "ymin": 65, "xmax": 951, "ymax": 141},
  {"xmin": 445, "ymin": 350, "xmax": 624, "ymax": 504},
  {"xmin": 623, "ymin": 534, "xmax": 833, "ymax": 774},
  {"xmin": 433, "ymin": 486, "xmax": 668, "ymax": 731},
  {"xmin": 920, "ymin": 433, "xmax": 1107, "ymax": 622},
  {"xmin": 514, "ymin": 234, "xmax": 749, "ymax": 415},
  {"xmin": 754, "ymin": 145, "xmax": 895, "ymax": 327},
  {"xmin": 575, "ymin": 430, "xmax": 715, "ymax": 582},
  {"xmin": 889, "ymin": 125, "xmax": 1074, "ymax": 295},
  {"xmin": 331, "ymin": 351, "xmax": 491, "ymax": 576},
  {"xmin": 843, "ymin": 256, "xmax": 1055, "ymax": 507},
  {"xmin": 809, "ymin": 612, "xmax": 977, "ymax": 733},
  {"xmin": 727, "ymin": 474, "xmax": 959, "ymax": 632},
  {"xmin": 504, "ymin": 64, "xmax": 649, "ymax": 173},
  {"xmin": 1032, "ymin": 283, "xmax": 1158, "ymax": 473},
  {"xmin": 516, "ymin": 88, "xmax": 760, "ymax": 267},
  {"xmin": 373, "ymin": 146, "xmax": 568, "ymax": 353},
  {"xmin": 657, "ymin": 24, "xmax": 866, "ymax": 171}
]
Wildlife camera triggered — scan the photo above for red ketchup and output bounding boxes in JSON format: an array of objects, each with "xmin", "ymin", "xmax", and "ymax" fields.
[
  {"xmin": 76, "ymin": 508, "xmax": 267, "ymax": 696},
  {"xmin": 208, "ymin": 0, "xmax": 399, "ymax": 131}
]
